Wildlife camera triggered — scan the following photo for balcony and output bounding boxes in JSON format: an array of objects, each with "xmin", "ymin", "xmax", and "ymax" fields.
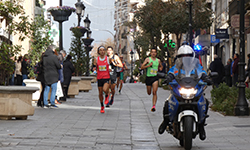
[{"xmin": 0, "ymin": 28, "xmax": 13, "ymax": 42}]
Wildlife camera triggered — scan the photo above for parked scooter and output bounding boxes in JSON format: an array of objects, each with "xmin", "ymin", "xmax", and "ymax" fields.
[{"xmin": 158, "ymin": 56, "xmax": 217, "ymax": 150}]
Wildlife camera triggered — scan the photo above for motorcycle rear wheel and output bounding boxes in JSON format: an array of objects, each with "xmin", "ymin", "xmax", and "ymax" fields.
[{"xmin": 183, "ymin": 116, "xmax": 193, "ymax": 150}]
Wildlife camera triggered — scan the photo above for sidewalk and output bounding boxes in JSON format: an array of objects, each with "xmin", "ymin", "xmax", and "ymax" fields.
[{"xmin": 0, "ymin": 83, "xmax": 249, "ymax": 150}]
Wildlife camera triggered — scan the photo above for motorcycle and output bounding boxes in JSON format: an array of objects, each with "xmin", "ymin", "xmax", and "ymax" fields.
[{"xmin": 158, "ymin": 56, "xmax": 217, "ymax": 150}]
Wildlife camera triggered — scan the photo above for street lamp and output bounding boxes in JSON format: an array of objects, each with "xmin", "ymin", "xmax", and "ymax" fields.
[
  {"xmin": 84, "ymin": 15, "xmax": 91, "ymax": 29},
  {"xmin": 235, "ymin": 0, "xmax": 249, "ymax": 116},
  {"xmin": 82, "ymin": 15, "xmax": 94, "ymax": 76},
  {"xmin": 186, "ymin": 0, "xmax": 193, "ymax": 48},
  {"xmin": 75, "ymin": 0, "xmax": 85, "ymax": 26},
  {"xmin": 130, "ymin": 50, "xmax": 134, "ymax": 83}
]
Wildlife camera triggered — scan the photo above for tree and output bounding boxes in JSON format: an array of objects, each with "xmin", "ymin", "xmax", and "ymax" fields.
[
  {"xmin": 69, "ymin": 28, "xmax": 86, "ymax": 76},
  {"xmin": 132, "ymin": 0, "xmax": 212, "ymax": 65},
  {"xmin": 28, "ymin": 12, "xmax": 53, "ymax": 78},
  {"xmin": 162, "ymin": 0, "xmax": 212, "ymax": 48},
  {"xmin": 0, "ymin": 0, "xmax": 31, "ymax": 85}
]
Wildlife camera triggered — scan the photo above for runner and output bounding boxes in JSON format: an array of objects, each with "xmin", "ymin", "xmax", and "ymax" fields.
[
  {"xmin": 95, "ymin": 46, "xmax": 110, "ymax": 113},
  {"xmin": 116, "ymin": 53, "xmax": 121, "ymax": 91},
  {"xmin": 141, "ymin": 48, "xmax": 163, "ymax": 112},
  {"xmin": 117, "ymin": 55, "xmax": 128, "ymax": 94},
  {"xmin": 106, "ymin": 46, "xmax": 123, "ymax": 107}
]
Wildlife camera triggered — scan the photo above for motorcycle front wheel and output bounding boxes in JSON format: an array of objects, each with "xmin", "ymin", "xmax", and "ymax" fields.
[{"xmin": 183, "ymin": 116, "xmax": 193, "ymax": 150}]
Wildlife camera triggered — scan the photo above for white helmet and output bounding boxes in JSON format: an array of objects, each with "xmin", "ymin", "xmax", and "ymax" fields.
[{"xmin": 177, "ymin": 45, "xmax": 194, "ymax": 57}]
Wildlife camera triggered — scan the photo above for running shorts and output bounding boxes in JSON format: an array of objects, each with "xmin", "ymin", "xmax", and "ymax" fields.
[
  {"xmin": 145, "ymin": 76, "xmax": 159, "ymax": 86},
  {"xmin": 110, "ymin": 74, "xmax": 117, "ymax": 84},
  {"xmin": 97, "ymin": 79, "xmax": 110, "ymax": 87},
  {"xmin": 120, "ymin": 72, "xmax": 124, "ymax": 80},
  {"xmin": 116, "ymin": 72, "xmax": 121, "ymax": 78}
]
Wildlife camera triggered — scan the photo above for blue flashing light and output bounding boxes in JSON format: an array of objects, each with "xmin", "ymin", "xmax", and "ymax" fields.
[{"xmin": 194, "ymin": 44, "xmax": 202, "ymax": 51}]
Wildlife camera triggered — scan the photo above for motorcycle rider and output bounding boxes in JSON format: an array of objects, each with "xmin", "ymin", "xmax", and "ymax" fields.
[{"xmin": 158, "ymin": 45, "xmax": 212, "ymax": 141}]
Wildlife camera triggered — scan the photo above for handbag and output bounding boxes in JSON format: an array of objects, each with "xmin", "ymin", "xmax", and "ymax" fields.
[{"xmin": 56, "ymin": 81, "xmax": 64, "ymax": 98}]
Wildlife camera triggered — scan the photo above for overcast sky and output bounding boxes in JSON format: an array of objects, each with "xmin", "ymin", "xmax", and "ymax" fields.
[{"xmin": 46, "ymin": 0, "xmax": 115, "ymax": 53}]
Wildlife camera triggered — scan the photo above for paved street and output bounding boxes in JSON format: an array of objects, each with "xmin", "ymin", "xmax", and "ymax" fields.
[{"xmin": 0, "ymin": 83, "xmax": 250, "ymax": 150}]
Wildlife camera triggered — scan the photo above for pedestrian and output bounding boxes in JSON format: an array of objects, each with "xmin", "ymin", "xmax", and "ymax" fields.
[
  {"xmin": 116, "ymin": 53, "xmax": 122, "ymax": 90},
  {"xmin": 141, "ymin": 48, "xmax": 163, "ymax": 112},
  {"xmin": 209, "ymin": 54, "xmax": 225, "ymax": 88},
  {"xmin": 62, "ymin": 55, "xmax": 75, "ymax": 100},
  {"xmin": 57, "ymin": 50, "xmax": 66, "ymax": 103},
  {"xmin": 95, "ymin": 46, "xmax": 110, "ymax": 113},
  {"xmin": 106, "ymin": 46, "xmax": 123, "ymax": 107},
  {"xmin": 224, "ymin": 58, "xmax": 232, "ymax": 87},
  {"xmin": 232, "ymin": 53, "xmax": 239, "ymax": 86},
  {"xmin": 117, "ymin": 55, "xmax": 128, "ymax": 94},
  {"xmin": 159, "ymin": 59, "xmax": 166, "ymax": 74},
  {"xmin": 43, "ymin": 45, "xmax": 62, "ymax": 108},
  {"xmin": 36, "ymin": 53, "xmax": 45, "ymax": 107},
  {"xmin": 245, "ymin": 54, "xmax": 250, "ymax": 87},
  {"xmin": 15, "ymin": 56, "xmax": 23, "ymax": 85},
  {"xmin": 21, "ymin": 54, "xmax": 29, "ymax": 86}
]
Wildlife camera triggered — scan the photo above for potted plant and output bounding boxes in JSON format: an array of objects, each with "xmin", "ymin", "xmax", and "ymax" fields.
[
  {"xmin": 70, "ymin": 26, "xmax": 87, "ymax": 37},
  {"xmin": 48, "ymin": 6, "xmax": 76, "ymax": 22}
]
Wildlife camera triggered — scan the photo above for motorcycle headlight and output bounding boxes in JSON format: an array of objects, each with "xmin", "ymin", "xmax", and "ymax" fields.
[{"xmin": 179, "ymin": 88, "xmax": 198, "ymax": 99}]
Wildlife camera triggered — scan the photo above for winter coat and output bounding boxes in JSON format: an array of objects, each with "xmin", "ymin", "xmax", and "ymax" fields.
[
  {"xmin": 43, "ymin": 49, "xmax": 61, "ymax": 85},
  {"xmin": 21, "ymin": 59, "xmax": 29, "ymax": 75},
  {"xmin": 57, "ymin": 53, "xmax": 64, "ymax": 83},
  {"xmin": 246, "ymin": 58, "xmax": 250, "ymax": 78},
  {"xmin": 36, "ymin": 61, "xmax": 45, "ymax": 83},
  {"xmin": 232, "ymin": 57, "xmax": 239, "ymax": 75},
  {"xmin": 63, "ymin": 59, "xmax": 75, "ymax": 86},
  {"xmin": 209, "ymin": 58, "xmax": 225, "ymax": 84}
]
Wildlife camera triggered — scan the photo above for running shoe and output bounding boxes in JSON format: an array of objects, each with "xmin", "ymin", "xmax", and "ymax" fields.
[
  {"xmin": 43, "ymin": 105, "xmax": 50, "ymax": 109},
  {"xmin": 55, "ymin": 99, "xmax": 62, "ymax": 104},
  {"xmin": 104, "ymin": 95, "xmax": 109, "ymax": 105},
  {"xmin": 151, "ymin": 106, "xmax": 156, "ymax": 112},
  {"xmin": 50, "ymin": 105, "xmax": 59, "ymax": 109},
  {"xmin": 100, "ymin": 106, "xmax": 105, "ymax": 113},
  {"xmin": 109, "ymin": 96, "xmax": 114, "ymax": 105}
]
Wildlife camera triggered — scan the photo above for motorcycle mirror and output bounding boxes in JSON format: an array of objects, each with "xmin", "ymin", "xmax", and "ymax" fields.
[
  {"xmin": 194, "ymin": 69, "xmax": 198, "ymax": 79},
  {"xmin": 177, "ymin": 68, "xmax": 181, "ymax": 80},
  {"xmin": 210, "ymin": 72, "xmax": 219, "ymax": 78},
  {"xmin": 157, "ymin": 72, "xmax": 166, "ymax": 78}
]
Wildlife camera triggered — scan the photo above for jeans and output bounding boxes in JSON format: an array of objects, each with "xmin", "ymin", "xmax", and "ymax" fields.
[
  {"xmin": 22, "ymin": 74, "xmax": 28, "ymax": 86},
  {"xmin": 43, "ymin": 82, "xmax": 57, "ymax": 106}
]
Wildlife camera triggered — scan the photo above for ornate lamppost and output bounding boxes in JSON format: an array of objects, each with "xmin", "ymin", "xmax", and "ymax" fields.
[
  {"xmin": 75, "ymin": 0, "xmax": 85, "ymax": 26},
  {"xmin": 186, "ymin": 0, "xmax": 193, "ymax": 47},
  {"xmin": 82, "ymin": 15, "xmax": 94, "ymax": 76},
  {"xmin": 235, "ymin": 0, "xmax": 249, "ymax": 116},
  {"xmin": 130, "ymin": 50, "xmax": 134, "ymax": 83},
  {"xmin": 48, "ymin": 1, "xmax": 75, "ymax": 51}
]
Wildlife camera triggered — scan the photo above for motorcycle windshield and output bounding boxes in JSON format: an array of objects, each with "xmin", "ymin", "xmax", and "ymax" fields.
[{"xmin": 175, "ymin": 57, "xmax": 201, "ymax": 78}]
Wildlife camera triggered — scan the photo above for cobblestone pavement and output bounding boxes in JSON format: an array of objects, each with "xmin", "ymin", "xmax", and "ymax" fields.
[{"xmin": 0, "ymin": 83, "xmax": 250, "ymax": 150}]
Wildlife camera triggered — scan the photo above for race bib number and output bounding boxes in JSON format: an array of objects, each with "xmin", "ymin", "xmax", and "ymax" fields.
[
  {"xmin": 99, "ymin": 65, "xmax": 106, "ymax": 71},
  {"xmin": 150, "ymin": 68, "xmax": 157, "ymax": 75}
]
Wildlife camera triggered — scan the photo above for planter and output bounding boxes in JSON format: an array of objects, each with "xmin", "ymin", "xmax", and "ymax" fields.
[
  {"xmin": 82, "ymin": 38, "xmax": 94, "ymax": 46},
  {"xmin": 90, "ymin": 74, "xmax": 97, "ymax": 83},
  {"xmin": 79, "ymin": 76, "xmax": 94, "ymax": 92},
  {"xmin": 50, "ymin": 10, "xmax": 73, "ymax": 22},
  {"xmin": 70, "ymin": 27, "xmax": 88, "ymax": 37},
  {"xmin": 68, "ymin": 76, "xmax": 81, "ymax": 98},
  {"xmin": 23, "ymin": 79, "xmax": 41, "ymax": 101},
  {"xmin": 0, "ymin": 86, "xmax": 38, "ymax": 120}
]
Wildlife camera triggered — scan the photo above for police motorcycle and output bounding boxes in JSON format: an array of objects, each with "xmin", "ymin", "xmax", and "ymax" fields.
[{"xmin": 158, "ymin": 51, "xmax": 215, "ymax": 150}]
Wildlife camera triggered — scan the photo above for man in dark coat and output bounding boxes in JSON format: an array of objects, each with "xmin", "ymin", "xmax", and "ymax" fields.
[
  {"xmin": 43, "ymin": 45, "xmax": 62, "ymax": 108},
  {"xmin": 224, "ymin": 58, "xmax": 232, "ymax": 87},
  {"xmin": 62, "ymin": 55, "xmax": 75, "ymax": 100},
  {"xmin": 209, "ymin": 55, "xmax": 225, "ymax": 88},
  {"xmin": 232, "ymin": 53, "xmax": 239, "ymax": 86}
]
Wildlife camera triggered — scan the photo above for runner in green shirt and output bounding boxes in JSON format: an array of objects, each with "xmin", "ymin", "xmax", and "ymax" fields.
[{"xmin": 141, "ymin": 48, "xmax": 163, "ymax": 112}]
